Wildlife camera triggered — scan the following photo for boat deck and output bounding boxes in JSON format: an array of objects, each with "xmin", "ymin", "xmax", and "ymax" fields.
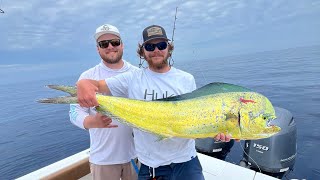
[{"xmin": 18, "ymin": 149, "xmax": 279, "ymax": 180}]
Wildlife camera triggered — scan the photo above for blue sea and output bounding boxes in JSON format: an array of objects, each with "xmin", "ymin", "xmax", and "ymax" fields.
[{"xmin": 0, "ymin": 45, "xmax": 319, "ymax": 179}]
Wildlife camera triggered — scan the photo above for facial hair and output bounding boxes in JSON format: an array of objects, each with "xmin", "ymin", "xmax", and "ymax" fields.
[
  {"xmin": 101, "ymin": 48, "xmax": 123, "ymax": 64},
  {"xmin": 146, "ymin": 53, "xmax": 170, "ymax": 70}
]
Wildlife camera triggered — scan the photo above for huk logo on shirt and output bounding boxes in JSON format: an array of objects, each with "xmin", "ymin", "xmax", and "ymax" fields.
[{"xmin": 144, "ymin": 89, "xmax": 174, "ymax": 100}]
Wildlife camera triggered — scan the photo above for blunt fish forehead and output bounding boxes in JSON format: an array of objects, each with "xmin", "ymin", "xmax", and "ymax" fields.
[
  {"xmin": 264, "ymin": 97, "xmax": 276, "ymax": 119},
  {"xmin": 254, "ymin": 93, "xmax": 276, "ymax": 118}
]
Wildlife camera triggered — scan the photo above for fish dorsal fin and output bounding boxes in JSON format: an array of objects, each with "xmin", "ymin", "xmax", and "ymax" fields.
[{"xmin": 158, "ymin": 82, "xmax": 252, "ymax": 101}]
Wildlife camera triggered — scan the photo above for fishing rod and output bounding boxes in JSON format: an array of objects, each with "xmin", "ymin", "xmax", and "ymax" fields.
[
  {"xmin": 169, "ymin": 6, "xmax": 178, "ymax": 67},
  {"xmin": 0, "ymin": 0, "xmax": 4, "ymax": 13},
  {"xmin": 171, "ymin": 7, "xmax": 178, "ymax": 45}
]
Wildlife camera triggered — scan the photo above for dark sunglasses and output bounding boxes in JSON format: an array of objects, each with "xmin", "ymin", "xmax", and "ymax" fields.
[
  {"xmin": 98, "ymin": 39, "xmax": 121, "ymax": 49},
  {"xmin": 144, "ymin": 42, "xmax": 168, "ymax": 52}
]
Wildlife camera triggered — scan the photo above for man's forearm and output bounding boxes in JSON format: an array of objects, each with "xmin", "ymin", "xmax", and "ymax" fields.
[{"xmin": 97, "ymin": 80, "xmax": 111, "ymax": 95}]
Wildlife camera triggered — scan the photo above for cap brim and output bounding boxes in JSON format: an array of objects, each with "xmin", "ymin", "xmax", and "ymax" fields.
[{"xmin": 142, "ymin": 37, "xmax": 171, "ymax": 45}]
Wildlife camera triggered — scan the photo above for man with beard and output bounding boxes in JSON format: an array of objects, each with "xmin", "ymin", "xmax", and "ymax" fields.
[
  {"xmin": 69, "ymin": 24, "xmax": 138, "ymax": 180},
  {"xmin": 76, "ymin": 25, "xmax": 231, "ymax": 180}
]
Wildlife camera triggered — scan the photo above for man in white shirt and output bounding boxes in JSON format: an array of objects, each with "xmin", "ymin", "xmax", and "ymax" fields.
[
  {"xmin": 76, "ymin": 25, "xmax": 231, "ymax": 180},
  {"xmin": 69, "ymin": 24, "xmax": 138, "ymax": 180}
]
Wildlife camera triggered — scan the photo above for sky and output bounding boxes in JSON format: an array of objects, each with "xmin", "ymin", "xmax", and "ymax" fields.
[{"xmin": 0, "ymin": 0, "xmax": 320, "ymax": 65}]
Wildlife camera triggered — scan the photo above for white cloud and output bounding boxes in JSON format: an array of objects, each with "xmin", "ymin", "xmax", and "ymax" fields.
[{"xmin": 0, "ymin": 0, "xmax": 319, "ymax": 59}]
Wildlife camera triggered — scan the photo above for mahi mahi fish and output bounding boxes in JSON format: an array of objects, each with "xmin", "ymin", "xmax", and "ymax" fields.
[{"xmin": 38, "ymin": 82, "xmax": 281, "ymax": 140}]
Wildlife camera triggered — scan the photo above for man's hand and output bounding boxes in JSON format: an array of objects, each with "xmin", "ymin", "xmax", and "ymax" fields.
[
  {"xmin": 77, "ymin": 79, "xmax": 99, "ymax": 107},
  {"xmin": 214, "ymin": 133, "xmax": 231, "ymax": 142},
  {"xmin": 84, "ymin": 113, "xmax": 118, "ymax": 129},
  {"xmin": 214, "ymin": 133, "xmax": 240, "ymax": 142}
]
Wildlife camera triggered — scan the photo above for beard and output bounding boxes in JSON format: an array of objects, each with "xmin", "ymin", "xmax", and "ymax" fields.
[
  {"xmin": 146, "ymin": 53, "xmax": 170, "ymax": 70},
  {"xmin": 101, "ymin": 49, "xmax": 123, "ymax": 64}
]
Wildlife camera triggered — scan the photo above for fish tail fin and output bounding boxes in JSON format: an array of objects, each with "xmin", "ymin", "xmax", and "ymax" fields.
[
  {"xmin": 37, "ymin": 96, "xmax": 78, "ymax": 104},
  {"xmin": 46, "ymin": 85, "xmax": 77, "ymax": 96},
  {"xmin": 37, "ymin": 85, "xmax": 78, "ymax": 104}
]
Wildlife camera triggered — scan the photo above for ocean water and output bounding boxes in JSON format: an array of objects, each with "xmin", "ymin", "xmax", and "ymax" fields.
[{"xmin": 0, "ymin": 45, "xmax": 319, "ymax": 179}]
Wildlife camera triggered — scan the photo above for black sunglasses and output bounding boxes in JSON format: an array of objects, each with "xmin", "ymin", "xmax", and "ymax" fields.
[
  {"xmin": 144, "ymin": 42, "xmax": 168, "ymax": 52},
  {"xmin": 98, "ymin": 39, "xmax": 121, "ymax": 49}
]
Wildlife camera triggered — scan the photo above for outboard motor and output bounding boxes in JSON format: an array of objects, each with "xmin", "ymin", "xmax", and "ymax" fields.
[
  {"xmin": 239, "ymin": 107, "xmax": 297, "ymax": 179},
  {"xmin": 195, "ymin": 138, "xmax": 234, "ymax": 160}
]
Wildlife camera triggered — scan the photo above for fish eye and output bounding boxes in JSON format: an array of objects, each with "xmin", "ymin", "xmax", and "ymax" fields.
[{"xmin": 262, "ymin": 114, "xmax": 271, "ymax": 120}]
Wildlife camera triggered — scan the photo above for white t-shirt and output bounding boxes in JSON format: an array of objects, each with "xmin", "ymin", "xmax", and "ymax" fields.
[
  {"xmin": 106, "ymin": 67, "xmax": 197, "ymax": 168},
  {"xmin": 69, "ymin": 60, "xmax": 138, "ymax": 165}
]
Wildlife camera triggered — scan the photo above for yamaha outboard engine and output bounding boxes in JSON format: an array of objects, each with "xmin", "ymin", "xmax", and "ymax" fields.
[
  {"xmin": 195, "ymin": 138, "xmax": 234, "ymax": 160},
  {"xmin": 239, "ymin": 107, "xmax": 297, "ymax": 179}
]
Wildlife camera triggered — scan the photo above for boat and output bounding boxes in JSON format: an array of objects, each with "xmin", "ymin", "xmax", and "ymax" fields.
[{"xmin": 17, "ymin": 149, "xmax": 280, "ymax": 180}]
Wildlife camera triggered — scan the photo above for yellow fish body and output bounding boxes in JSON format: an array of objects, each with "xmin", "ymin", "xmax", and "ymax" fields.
[{"xmin": 39, "ymin": 83, "xmax": 281, "ymax": 140}]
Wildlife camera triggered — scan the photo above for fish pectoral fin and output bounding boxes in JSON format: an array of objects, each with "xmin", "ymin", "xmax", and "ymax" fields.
[{"xmin": 155, "ymin": 135, "xmax": 170, "ymax": 141}]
